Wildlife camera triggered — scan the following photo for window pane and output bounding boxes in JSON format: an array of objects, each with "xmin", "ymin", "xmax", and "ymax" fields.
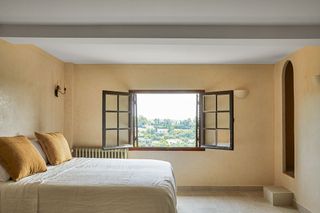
[
  {"xmin": 217, "ymin": 95, "xmax": 230, "ymax": 111},
  {"xmin": 204, "ymin": 129, "xmax": 216, "ymax": 146},
  {"xmin": 106, "ymin": 94, "xmax": 117, "ymax": 111},
  {"xmin": 119, "ymin": 113, "xmax": 129, "ymax": 128},
  {"xmin": 217, "ymin": 130, "xmax": 230, "ymax": 147},
  {"xmin": 205, "ymin": 113, "xmax": 216, "ymax": 128},
  {"xmin": 217, "ymin": 112, "xmax": 230, "ymax": 129},
  {"xmin": 119, "ymin": 95, "xmax": 129, "ymax": 111},
  {"xmin": 106, "ymin": 130, "xmax": 117, "ymax": 147},
  {"xmin": 106, "ymin": 112, "xmax": 117, "ymax": 128},
  {"xmin": 119, "ymin": 130, "xmax": 129, "ymax": 145},
  {"xmin": 204, "ymin": 95, "xmax": 216, "ymax": 111}
]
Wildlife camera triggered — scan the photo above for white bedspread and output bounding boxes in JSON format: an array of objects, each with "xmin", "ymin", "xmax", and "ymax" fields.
[{"xmin": 0, "ymin": 158, "xmax": 177, "ymax": 213}]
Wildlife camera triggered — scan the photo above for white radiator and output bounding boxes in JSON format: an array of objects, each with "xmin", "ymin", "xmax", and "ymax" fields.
[{"xmin": 73, "ymin": 147, "xmax": 128, "ymax": 159}]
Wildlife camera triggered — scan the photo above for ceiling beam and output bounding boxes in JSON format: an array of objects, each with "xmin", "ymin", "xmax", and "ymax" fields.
[{"xmin": 1, "ymin": 24, "xmax": 320, "ymax": 39}]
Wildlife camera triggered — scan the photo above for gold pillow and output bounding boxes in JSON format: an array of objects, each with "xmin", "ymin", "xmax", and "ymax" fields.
[
  {"xmin": 35, "ymin": 132, "xmax": 72, "ymax": 165},
  {"xmin": 0, "ymin": 136, "xmax": 47, "ymax": 181}
]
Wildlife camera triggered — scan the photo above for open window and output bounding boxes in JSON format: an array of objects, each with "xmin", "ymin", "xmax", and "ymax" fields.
[
  {"xmin": 102, "ymin": 90, "xmax": 234, "ymax": 150},
  {"xmin": 133, "ymin": 91, "xmax": 200, "ymax": 148},
  {"xmin": 202, "ymin": 91, "xmax": 234, "ymax": 150},
  {"xmin": 102, "ymin": 91, "xmax": 132, "ymax": 149}
]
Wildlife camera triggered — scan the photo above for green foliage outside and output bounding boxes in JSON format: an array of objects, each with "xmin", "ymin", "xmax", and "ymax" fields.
[{"xmin": 138, "ymin": 116, "xmax": 196, "ymax": 147}]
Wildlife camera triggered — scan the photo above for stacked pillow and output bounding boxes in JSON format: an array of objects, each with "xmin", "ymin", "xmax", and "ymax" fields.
[
  {"xmin": 35, "ymin": 132, "xmax": 72, "ymax": 165},
  {"xmin": 0, "ymin": 133, "xmax": 72, "ymax": 182},
  {"xmin": 0, "ymin": 138, "xmax": 49, "ymax": 181},
  {"xmin": 0, "ymin": 136, "xmax": 47, "ymax": 181}
]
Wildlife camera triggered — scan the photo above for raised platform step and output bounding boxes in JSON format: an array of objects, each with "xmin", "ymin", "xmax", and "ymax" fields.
[{"xmin": 263, "ymin": 186, "xmax": 293, "ymax": 206}]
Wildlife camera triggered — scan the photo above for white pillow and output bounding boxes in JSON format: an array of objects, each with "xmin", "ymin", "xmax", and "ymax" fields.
[
  {"xmin": 0, "ymin": 164, "xmax": 10, "ymax": 182},
  {"xmin": 31, "ymin": 139, "xmax": 49, "ymax": 164}
]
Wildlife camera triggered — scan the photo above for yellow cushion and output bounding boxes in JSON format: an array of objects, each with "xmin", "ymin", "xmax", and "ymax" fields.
[
  {"xmin": 0, "ymin": 136, "xmax": 47, "ymax": 181},
  {"xmin": 35, "ymin": 132, "xmax": 72, "ymax": 165}
]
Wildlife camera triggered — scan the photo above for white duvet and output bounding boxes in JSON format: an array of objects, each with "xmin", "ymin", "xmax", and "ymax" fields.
[{"xmin": 0, "ymin": 158, "xmax": 177, "ymax": 213}]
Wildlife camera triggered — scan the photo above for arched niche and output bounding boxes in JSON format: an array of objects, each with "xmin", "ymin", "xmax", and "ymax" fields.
[{"xmin": 283, "ymin": 60, "xmax": 295, "ymax": 178}]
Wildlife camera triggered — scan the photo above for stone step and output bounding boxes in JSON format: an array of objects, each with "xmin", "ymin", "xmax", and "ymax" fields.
[{"xmin": 263, "ymin": 186, "xmax": 293, "ymax": 206}]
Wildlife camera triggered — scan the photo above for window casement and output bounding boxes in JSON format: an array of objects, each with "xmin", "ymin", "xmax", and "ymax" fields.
[
  {"xmin": 102, "ymin": 91, "xmax": 132, "ymax": 148},
  {"xmin": 202, "ymin": 91, "xmax": 234, "ymax": 150},
  {"xmin": 102, "ymin": 90, "xmax": 234, "ymax": 150}
]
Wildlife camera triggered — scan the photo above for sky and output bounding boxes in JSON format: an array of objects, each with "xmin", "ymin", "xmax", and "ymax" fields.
[{"xmin": 137, "ymin": 93, "xmax": 197, "ymax": 120}]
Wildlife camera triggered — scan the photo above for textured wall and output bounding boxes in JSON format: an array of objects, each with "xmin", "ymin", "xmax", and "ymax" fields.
[{"xmin": 0, "ymin": 39, "xmax": 65, "ymax": 138}]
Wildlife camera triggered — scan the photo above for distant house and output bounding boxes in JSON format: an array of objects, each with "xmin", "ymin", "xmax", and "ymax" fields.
[{"xmin": 156, "ymin": 128, "xmax": 169, "ymax": 134}]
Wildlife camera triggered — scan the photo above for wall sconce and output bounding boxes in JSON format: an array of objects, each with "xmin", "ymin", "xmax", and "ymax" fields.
[
  {"xmin": 313, "ymin": 74, "xmax": 320, "ymax": 84},
  {"xmin": 54, "ymin": 84, "xmax": 66, "ymax": 97},
  {"xmin": 234, "ymin": 89, "xmax": 249, "ymax": 99}
]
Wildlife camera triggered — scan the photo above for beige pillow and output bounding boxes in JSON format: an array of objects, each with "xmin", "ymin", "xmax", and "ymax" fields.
[
  {"xmin": 30, "ymin": 139, "xmax": 49, "ymax": 164},
  {"xmin": 0, "ymin": 136, "xmax": 47, "ymax": 181},
  {"xmin": 35, "ymin": 132, "xmax": 72, "ymax": 165}
]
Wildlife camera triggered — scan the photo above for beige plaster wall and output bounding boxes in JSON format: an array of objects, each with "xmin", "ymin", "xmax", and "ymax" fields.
[
  {"xmin": 0, "ymin": 39, "xmax": 65, "ymax": 138},
  {"xmin": 274, "ymin": 46, "xmax": 320, "ymax": 212},
  {"xmin": 68, "ymin": 64, "xmax": 275, "ymax": 186}
]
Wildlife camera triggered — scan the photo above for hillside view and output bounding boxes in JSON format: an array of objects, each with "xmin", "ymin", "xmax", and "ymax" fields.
[{"xmin": 137, "ymin": 116, "xmax": 196, "ymax": 147}]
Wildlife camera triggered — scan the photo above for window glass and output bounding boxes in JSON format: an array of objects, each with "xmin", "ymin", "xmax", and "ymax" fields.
[
  {"xmin": 204, "ymin": 94, "xmax": 216, "ymax": 111},
  {"xmin": 106, "ymin": 94, "xmax": 117, "ymax": 111},
  {"xmin": 217, "ymin": 95, "xmax": 230, "ymax": 111}
]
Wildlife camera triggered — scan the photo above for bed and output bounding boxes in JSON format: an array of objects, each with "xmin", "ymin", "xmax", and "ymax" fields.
[{"xmin": 0, "ymin": 158, "xmax": 177, "ymax": 213}]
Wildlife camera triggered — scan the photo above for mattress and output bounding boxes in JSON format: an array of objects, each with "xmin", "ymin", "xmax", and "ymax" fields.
[{"xmin": 0, "ymin": 158, "xmax": 177, "ymax": 213}]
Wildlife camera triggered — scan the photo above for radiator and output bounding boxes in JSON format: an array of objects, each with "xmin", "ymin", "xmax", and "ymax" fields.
[{"xmin": 73, "ymin": 147, "xmax": 128, "ymax": 159}]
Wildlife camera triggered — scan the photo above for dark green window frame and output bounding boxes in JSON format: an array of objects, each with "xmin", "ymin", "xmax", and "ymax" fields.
[{"xmin": 102, "ymin": 90, "xmax": 234, "ymax": 151}]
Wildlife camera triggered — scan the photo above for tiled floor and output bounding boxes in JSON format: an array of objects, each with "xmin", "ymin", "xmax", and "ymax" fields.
[{"xmin": 177, "ymin": 191, "xmax": 298, "ymax": 213}]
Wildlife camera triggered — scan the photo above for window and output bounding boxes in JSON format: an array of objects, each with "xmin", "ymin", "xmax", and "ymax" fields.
[
  {"xmin": 102, "ymin": 90, "xmax": 234, "ymax": 150},
  {"xmin": 102, "ymin": 91, "xmax": 131, "ymax": 148},
  {"xmin": 202, "ymin": 91, "xmax": 234, "ymax": 150}
]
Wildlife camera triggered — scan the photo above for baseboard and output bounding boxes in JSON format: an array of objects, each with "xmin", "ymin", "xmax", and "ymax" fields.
[
  {"xmin": 293, "ymin": 200, "xmax": 312, "ymax": 213},
  {"xmin": 177, "ymin": 186, "xmax": 263, "ymax": 192}
]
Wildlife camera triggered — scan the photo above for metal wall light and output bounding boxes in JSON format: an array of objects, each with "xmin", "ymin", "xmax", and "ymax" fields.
[{"xmin": 54, "ymin": 84, "xmax": 66, "ymax": 97}]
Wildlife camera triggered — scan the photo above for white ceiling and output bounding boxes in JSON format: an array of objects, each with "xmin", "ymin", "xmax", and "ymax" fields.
[
  {"xmin": 4, "ymin": 38, "xmax": 320, "ymax": 64},
  {"xmin": 0, "ymin": 0, "xmax": 320, "ymax": 25},
  {"xmin": 1, "ymin": 0, "xmax": 320, "ymax": 64}
]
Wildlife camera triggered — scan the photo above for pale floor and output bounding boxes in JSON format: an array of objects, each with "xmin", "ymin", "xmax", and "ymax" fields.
[{"xmin": 177, "ymin": 191, "xmax": 298, "ymax": 213}]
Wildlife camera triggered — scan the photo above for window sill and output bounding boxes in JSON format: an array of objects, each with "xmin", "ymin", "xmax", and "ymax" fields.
[
  {"xmin": 283, "ymin": 170, "xmax": 295, "ymax": 178},
  {"xmin": 129, "ymin": 147, "xmax": 205, "ymax": 151}
]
